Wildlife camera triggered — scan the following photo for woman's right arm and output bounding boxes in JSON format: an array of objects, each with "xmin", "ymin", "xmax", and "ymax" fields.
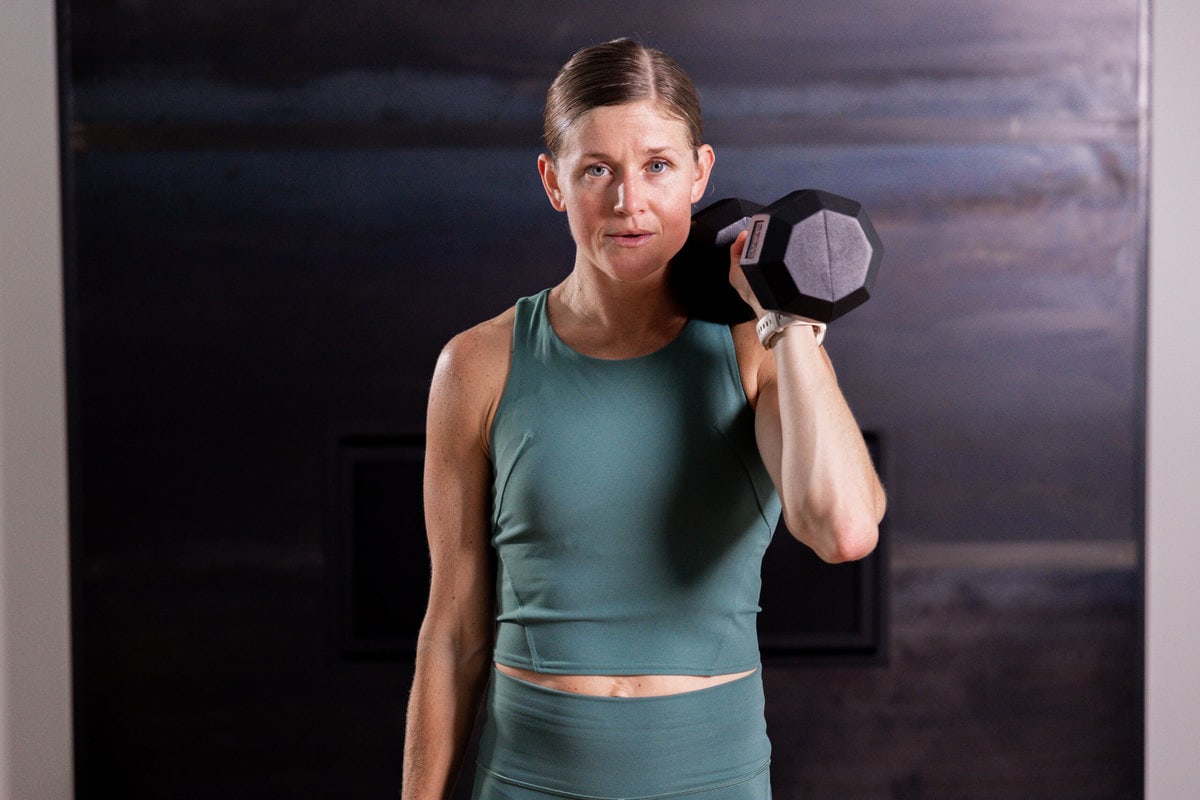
[{"xmin": 402, "ymin": 317, "xmax": 511, "ymax": 799}]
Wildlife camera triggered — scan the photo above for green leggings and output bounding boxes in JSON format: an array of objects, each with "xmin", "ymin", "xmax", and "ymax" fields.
[{"xmin": 472, "ymin": 668, "xmax": 772, "ymax": 800}]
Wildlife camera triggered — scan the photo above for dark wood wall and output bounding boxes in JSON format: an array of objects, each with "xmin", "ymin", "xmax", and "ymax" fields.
[{"xmin": 62, "ymin": 1, "xmax": 1144, "ymax": 798}]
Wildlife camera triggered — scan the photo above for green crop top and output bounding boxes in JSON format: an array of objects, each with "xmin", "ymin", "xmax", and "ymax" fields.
[{"xmin": 488, "ymin": 289, "xmax": 782, "ymax": 675}]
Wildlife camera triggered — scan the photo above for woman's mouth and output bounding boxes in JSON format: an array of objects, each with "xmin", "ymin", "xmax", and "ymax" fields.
[{"xmin": 608, "ymin": 230, "xmax": 654, "ymax": 247}]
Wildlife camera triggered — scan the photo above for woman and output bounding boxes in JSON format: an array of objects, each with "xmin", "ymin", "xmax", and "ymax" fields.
[{"xmin": 402, "ymin": 38, "xmax": 885, "ymax": 800}]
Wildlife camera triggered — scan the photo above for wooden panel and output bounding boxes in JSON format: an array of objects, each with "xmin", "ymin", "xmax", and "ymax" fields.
[
  {"xmin": 67, "ymin": 1, "xmax": 1138, "ymax": 117},
  {"xmin": 765, "ymin": 563, "xmax": 1140, "ymax": 799},
  {"xmin": 63, "ymin": 0, "xmax": 1145, "ymax": 797},
  {"xmin": 68, "ymin": 1, "xmax": 1139, "ymax": 150}
]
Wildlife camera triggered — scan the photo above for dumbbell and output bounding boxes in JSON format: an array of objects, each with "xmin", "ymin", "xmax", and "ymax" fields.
[{"xmin": 671, "ymin": 189, "xmax": 882, "ymax": 326}]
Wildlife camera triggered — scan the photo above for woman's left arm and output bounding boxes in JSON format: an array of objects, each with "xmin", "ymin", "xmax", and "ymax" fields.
[{"xmin": 729, "ymin": 232, "xmax": 886, "ymax": 563}]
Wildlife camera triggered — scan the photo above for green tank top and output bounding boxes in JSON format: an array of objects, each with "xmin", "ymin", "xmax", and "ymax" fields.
[{"xmin": 489, "ymin": 289, "xmax": 781, "ymax": 675}]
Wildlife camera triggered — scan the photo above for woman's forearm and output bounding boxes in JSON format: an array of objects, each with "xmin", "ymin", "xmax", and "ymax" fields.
[
  {"xmin": 402, "ymin": 626, "xmax": 492, "ymax": 799},
  {"xmin": 763, "ymin": 329, "xmax": 884, "ymax": 563}
]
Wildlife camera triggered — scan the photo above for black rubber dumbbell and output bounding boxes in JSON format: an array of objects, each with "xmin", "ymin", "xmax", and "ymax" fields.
[
  {"xmin": 672, "ymin": 189, "xmax": 882, "ymax": 325},
  {"xmin": 669, "ymin": 197, "xmax": 762, "ymax": 324},
  {"xmin": 739, "ymin": 189, "xmax": 882, "ymax": 323}
]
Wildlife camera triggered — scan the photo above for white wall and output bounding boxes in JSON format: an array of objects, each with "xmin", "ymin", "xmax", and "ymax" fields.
[
  {"xmin": 0, "ymin": 0, "xmax": 1195, "ymax": 797},
  {"xmin": 1146, "ymin": 0, "xmax": 1200, "ymax": 796},
  {"xmin": 0, "ymin": 1, "xmax": 75, "ymax": 798}
]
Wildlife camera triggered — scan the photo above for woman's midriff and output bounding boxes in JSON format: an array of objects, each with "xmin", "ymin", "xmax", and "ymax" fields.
[{"xmin": 494, "ymin": 662, "xmax": 757, "ymax": 697}]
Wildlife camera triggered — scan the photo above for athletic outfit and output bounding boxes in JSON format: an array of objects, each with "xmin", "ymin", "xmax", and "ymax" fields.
[{"xmin": 476, "ymin": 289, "xmax": 781, "ymax": 799}]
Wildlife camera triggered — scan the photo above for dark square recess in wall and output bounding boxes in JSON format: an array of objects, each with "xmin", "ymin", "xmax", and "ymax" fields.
[
  {"xmin": 331, "ymin": 432, "xmax": 885, "ymax": 662},
  {"xmin": 758, "ymin": 430, "xmax": 886, "ymax": 663}
]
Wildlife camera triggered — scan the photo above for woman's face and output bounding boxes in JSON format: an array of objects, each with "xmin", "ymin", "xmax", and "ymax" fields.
[{"xmin": 538, "ymin": 100, "xmax": 714, "ymax": 285}]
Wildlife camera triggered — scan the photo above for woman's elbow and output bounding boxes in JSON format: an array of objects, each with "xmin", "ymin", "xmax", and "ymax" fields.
[
  {"xmin": 789, "ymin": 511, "xmax": 879, "ymax": 564},
  {"xmin": 826, "ymin": 519, "xmax": 879, "ymax": 563},
  {"xmin": 827, "ymin": 484, "xmax": 887, "ymax": 562}
]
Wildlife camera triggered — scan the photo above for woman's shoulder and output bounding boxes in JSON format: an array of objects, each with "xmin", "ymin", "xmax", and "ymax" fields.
[
  {"xmin": 436, "ymin": 305, "xmax": 516, "ymax": 391},
  {"xmin": 429, "ymin": 305, "xmax": 517, "ymax": 451},
  {"xmin": 444, "ymin": 305, "xmax": 515, "ymax": 359}
]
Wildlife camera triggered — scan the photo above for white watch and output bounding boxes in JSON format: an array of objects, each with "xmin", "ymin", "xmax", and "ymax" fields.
[{"xmin": 755, "ymin": 312, "xmax": 827, "ymax": 349}]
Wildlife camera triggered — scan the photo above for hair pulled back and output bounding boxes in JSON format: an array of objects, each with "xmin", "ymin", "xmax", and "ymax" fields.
[{"xmin": 542, "ymin": 38, "xmax": 704, "ymax": 160}]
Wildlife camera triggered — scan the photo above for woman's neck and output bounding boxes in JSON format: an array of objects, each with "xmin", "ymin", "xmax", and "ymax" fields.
[{"xmin": 548, "ymin": 268, "xmax": 687, "ymax": 359}]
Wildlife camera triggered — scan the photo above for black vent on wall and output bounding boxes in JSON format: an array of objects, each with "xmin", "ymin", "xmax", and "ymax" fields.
[{"xmin": 331, "ymin": 433, "xmax": 429, "ymax": 657}]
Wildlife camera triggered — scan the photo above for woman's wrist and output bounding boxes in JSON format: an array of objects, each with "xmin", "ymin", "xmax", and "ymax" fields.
[{"xmin": 756, "ymin": 311, "xmax": 826, "ymax": 348}]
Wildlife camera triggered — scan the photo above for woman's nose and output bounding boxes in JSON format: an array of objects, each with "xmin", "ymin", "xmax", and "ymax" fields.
[{"xmin": 614, "ymin": 177, "xmax": 645, "ymax": 215}]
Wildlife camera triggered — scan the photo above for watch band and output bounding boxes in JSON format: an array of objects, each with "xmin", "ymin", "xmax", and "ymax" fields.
[{"xmin": 755, "ymin": 312, "xmax": 827, "ymax": 349}]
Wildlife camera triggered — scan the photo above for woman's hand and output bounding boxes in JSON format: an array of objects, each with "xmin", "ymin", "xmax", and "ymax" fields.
[{"xmin": 726, "ymin": 230, "xmax": 767, "ymax": 319}]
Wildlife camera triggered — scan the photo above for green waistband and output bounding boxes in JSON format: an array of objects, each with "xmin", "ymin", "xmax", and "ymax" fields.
[{"xmin": 476, "ymin": 668, "xmax": 772, "ymax": 799}]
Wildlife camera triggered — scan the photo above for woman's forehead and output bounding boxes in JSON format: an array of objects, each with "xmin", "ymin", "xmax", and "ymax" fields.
[{"xmin": 560, "ymin": 100, "xmax": 692, "ymax": 157}]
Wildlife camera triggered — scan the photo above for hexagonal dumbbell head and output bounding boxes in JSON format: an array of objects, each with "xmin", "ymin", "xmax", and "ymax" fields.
[
  {"xmin": 739, "ymin": 189, "xmax": 882, "ymax": 322},
  {"xmin": 669, "ymin": 197, "xmax": 764, "ymax": 323}
]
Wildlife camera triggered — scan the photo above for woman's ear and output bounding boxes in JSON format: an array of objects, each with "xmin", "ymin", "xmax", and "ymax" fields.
[
  {"xmin": 538, "ymin": 154, "xmax": 567, "ymax": 212},
  {"xmin": 690, "ymin": 144, "xmax": 715, "ymax": 204}
]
